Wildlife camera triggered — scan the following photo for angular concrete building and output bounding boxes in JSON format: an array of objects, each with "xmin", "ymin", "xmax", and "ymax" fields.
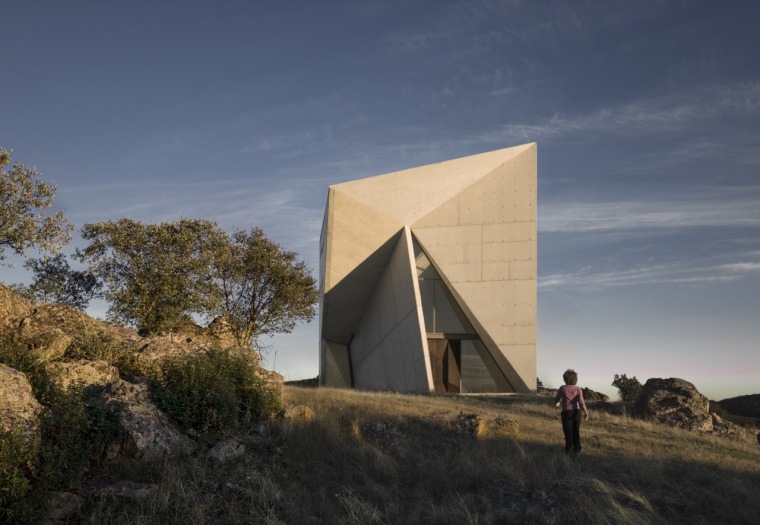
[{"xmin": 319, "ymin": 143, "xmax": 536, "ymax": 393}]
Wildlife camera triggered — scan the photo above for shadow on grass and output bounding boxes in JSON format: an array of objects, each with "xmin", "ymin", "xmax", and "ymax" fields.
[{"xmin": 278, "ymin": 390, "xmax": 760, "ymax": 525}]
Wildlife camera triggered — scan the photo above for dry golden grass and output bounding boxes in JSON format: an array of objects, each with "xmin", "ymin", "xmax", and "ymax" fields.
[{"xmin": 77, "ymin": 386, "xmax": 760, "ymax": 525}]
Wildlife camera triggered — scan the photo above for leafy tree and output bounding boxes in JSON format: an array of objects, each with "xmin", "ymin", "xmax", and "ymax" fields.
[
  {"xmin": 612, "ymin": 373, "xmax": 643, "ymax": 403},
  {"xmin": 213, "ymin": 227, "xmax": 318, "ymax": 349},
  {"xmin": 6, "ymin": 282, "xmax": 36, "ymax": 301},
  {"xmin": 22, "ymin": 254, "xmax": 101, "ymax": 309},
  {"xmin": 0, "ymin": 148, "xmax": 73, "ymax": 265},
  {"xmin": 77, "ymin": 218, "xmax": 227, "ymax": 333}
]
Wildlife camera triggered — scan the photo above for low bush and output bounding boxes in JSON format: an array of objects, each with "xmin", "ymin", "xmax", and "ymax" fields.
[
  {"xmin": 0, "ymin": 428, "xmax": 40, "ymax": 523},
  {"xmin": 0, "ymin": 335, "xmax": 121, "ymax": 524},
  {"xmin": 64, "ymin": 323, "xmax": 149, "ymax": 378},
  {"xmin": 150, "ymin": 349, "xmax": 281, "ymax": 438}
]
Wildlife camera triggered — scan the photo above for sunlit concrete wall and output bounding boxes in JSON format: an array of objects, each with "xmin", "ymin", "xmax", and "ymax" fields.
[
  {"xmin": 320, "ymin": 143, "xmax": 537, "ymax": 393},
  {"xmin": 413, "ymin": 148, "xmax": 537, "ymax": 391}
]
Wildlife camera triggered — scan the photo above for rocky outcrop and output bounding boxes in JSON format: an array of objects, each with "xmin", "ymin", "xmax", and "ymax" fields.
[
  {"xmin": 583, "ymin": 387, "xmax": 610, "ymax": 403},
  {"xmin": 206, "ymin": 316, "xmax": 239, "ymax": 348},
  {"xmin": 0, "ymin": 363, "xmax": 43, "ymax": 441},
  {"xmin": 710, "ymin": 413, "xmax": 746, "ymax": 439},
  {"xmin": 633, "ymin": 378, "xmax": 712, "ymax": 432},
  {"xmin": 1, "ymin": 285, "xmax": 100, "ymax": 363},
  {"xmin": 19, "ymin": 325, "xmax": 73, "ymax": 362},
  {"xmin": 0, "ymin": 283, "xmax": 34, "ymax": 327},
  {"xmin": 103, "ymin": 378, "xmax": 197, "ymax": 459},
  {"xmin": 0, "ymin": 283, "xmax": 280, "ymax": 457},
  {"xmin": 45, "ymin": 359, "xmax": 119, "ymax": 389}
]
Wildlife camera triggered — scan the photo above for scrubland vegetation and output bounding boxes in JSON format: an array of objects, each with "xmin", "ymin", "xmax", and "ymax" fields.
[{"xmin": 4, "ymin": 385, "xmax": 750, "ymax": 525}]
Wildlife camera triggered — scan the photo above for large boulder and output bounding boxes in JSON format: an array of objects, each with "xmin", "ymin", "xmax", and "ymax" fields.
[
  {"xmin": 633, "ymin": 378, "xmax": 713, "ymax": 432},
  {"xmin": 0, "ymin": 283, "xmax": 34, "ymax": 326},
  {"xmin": 0, "ymin": 363, "xmax": 43, "ymax": 441},
  {"xmin": 2, "ymin": 294, "xmax": 98, "ymax": 363},
  {"xmin": 17, "ymin": 320, "xmax": 73, "ymax": 362},
  {"xmin": 45, "ymin": 359, "xmax": 120, "ymax": 389},
  {"xmin": 103, "ymin": 378, "xmax": 197, "ymax": 459}
]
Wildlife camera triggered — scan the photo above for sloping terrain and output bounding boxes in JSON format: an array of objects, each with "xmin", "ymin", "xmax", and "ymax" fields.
[{"xmin": 75, "ymin": 386, "xmax": 760, "ymax": 525}]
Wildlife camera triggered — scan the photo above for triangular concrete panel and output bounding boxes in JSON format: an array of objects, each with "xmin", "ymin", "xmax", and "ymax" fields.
[
  {"xmin": 332, "ymin": 144, "xmax": 534, "ymax": 225},
  {"xmin": 323, "ymin": 188, "xmax": 403, "ymax": 292}
]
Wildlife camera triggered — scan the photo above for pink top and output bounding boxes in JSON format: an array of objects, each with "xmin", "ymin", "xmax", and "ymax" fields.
[{"xmin": 554, "ymin": 384, "xmax": 586, "ymax": 411}]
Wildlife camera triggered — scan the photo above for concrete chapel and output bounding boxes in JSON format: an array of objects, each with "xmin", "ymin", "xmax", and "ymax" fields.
[{"xmin": 319, "ymin": 143, "xmax": 537, "ymax": 393}]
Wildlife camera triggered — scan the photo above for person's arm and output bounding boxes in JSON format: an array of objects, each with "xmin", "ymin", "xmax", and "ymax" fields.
[
  {"xmin": 579, "ymin": 387, "xmax": 589, "ymax": 419},
  {"xmin": 554, "ymin": 387, "xmax": 562, "ymax": 408}
]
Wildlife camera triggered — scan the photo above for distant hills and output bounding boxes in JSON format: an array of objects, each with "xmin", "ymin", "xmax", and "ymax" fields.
[
  {"xmin": 718, "ymin": 394, "xmax": 760, "ymax": 418},
  {"xmin": 713, "ymin": 394, "xmax": 760, "ymax": 426}
]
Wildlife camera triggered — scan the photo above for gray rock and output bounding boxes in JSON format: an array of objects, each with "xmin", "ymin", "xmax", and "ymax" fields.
[
  {"xmin": 45, "ymin": 359, "xmax": 119, "ymax": 389},
  {"xmin": 633, "ymin": 378, "xmax": 713, "ymax": 432},
  {"xmin": 0, "ymin": 363, "xmax": 43, "ymax": 441},
  {"xmin": 711, "ymin": 413, "xmax": 746, "ymax": 439},
  {"xmin": 18, "ymin": 320, "xmax": 72, "ymax": 362},
  {"xmin": 206, "ymin": 438, "xmax": 246, "ymax": 462},
  {"xmin": 103, "ymin": 378, "xmax": 197, "ymax": 459},
  {"xmin": 0, "ymin": 283, "xmax": 34, "ymax": 325}
]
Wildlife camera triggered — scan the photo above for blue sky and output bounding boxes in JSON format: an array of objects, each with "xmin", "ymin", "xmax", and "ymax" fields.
[{"xmin": 1, "ymin": 0, "xmax": 758, "ymax": 400}]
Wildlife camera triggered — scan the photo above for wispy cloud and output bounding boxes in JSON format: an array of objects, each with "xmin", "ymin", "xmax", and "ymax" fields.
[
  {"xmin": 540, "ymin": 188, "xmax": 760, "ymax": 233},
  {"xmin": 479, "ymin": 81, "xmax": 760, "ymax": 144},
  {"xmin": 540, "ymin": 259, "xmax": 760, "ymax": 290}
]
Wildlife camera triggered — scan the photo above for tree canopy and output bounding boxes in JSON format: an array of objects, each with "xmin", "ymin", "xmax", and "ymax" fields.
[
  {"xmin": 23, "ymin": 254, "xmax": 102, "ymax": 310},
  {"xmin": 77, "ymin": 218, "xmax": 227, "ymax": 333},
  {"xmin": 612, "ymin": 373, "xmax": 643, "ymax": 403},
  {"xmin": 0, "ymin": 148, "xmax": 73, "ymax": 265},
  {"xmin": 77, "ymin": 219, "xmax": 318, "ymax": 344},
  {"xmin": 213, "ymin": 227, "xmax": 319, "ymax": 349}
]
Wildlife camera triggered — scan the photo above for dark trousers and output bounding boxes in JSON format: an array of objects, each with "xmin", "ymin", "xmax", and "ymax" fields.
[{"xmin": 561, "ymin": 409, "xmax": 582, "ymax": 454}]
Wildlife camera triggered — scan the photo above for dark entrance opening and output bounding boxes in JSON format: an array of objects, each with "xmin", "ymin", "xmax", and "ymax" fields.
[{"xmin": 428, "ymin": 339, "xmax": 461, "ymax": 393}]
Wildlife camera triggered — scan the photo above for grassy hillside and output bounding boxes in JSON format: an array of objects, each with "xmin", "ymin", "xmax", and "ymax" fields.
[{"xmin": 76, "ymin": 386, "xmax": 760, "ymax": 525}]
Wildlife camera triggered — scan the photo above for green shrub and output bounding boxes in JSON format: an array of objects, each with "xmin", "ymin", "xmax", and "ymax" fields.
[
  {"xmin": 0, "ymin": 428, "xmax": 40, "ymax": 523},
  {"xmin": 0, "ymin": 335, "xmax": 121, "ymax": 524},
  {"xmin": 151, "ymin": 349, "xmax": 282, "ymax": 438},
  {"xmin": 63, "ymin": 324, "xmax": 154, "ymax": 379}
]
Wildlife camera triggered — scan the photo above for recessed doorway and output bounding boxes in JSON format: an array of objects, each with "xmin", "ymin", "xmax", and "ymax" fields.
[{"xmin": 428, "ymin": 338, "xmax": 461, "ymax": 393}]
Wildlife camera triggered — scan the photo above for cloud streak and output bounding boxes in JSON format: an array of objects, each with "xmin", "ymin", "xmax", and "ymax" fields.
[
  {"xmin": 540, "ymin": 259, "xmax": 760, "ymax": 291},
  {"xmin": 479, "ymin": 81, "xmax": 760, "ymax": 144},
  {"xmin": 540, "ymin": 188, "xmax": 760, "ymax": 233}
]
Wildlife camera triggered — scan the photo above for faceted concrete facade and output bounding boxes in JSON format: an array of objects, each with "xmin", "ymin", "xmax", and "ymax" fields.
[{"xmin": 319, "ymin": 143, "xmax": 537, "ymax": 393}]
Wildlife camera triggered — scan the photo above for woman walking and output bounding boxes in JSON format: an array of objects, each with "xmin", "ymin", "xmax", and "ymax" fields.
[{"xmin": 554, "ymin": 369, "xmax": 589, "ymax": 456}]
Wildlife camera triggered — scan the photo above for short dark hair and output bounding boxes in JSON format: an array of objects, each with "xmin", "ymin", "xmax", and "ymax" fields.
[{"xmin": 563, "ymin": 369, "xmax": 578, "ymax": 385}]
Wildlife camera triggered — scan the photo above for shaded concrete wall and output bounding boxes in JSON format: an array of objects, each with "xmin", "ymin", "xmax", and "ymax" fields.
[{"xmin": 350, "ymin": 227, "xmax": 431, "ymax": 392}]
